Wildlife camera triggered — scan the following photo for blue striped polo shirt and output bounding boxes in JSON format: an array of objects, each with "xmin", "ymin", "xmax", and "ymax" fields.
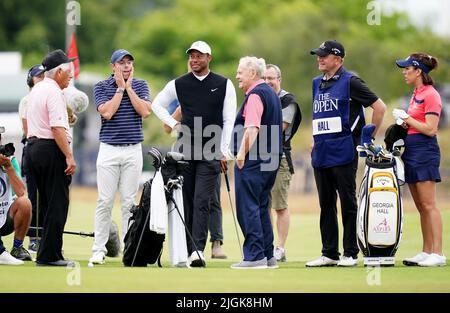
[{"xmin": 94, "ymin": 75, "xmax": 150, "ymax": 145}]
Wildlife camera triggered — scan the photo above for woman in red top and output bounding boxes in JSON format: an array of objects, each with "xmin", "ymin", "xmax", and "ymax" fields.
[{"xmin": 393, "ymin": 53, "xmax": 445, "ymax": 267}]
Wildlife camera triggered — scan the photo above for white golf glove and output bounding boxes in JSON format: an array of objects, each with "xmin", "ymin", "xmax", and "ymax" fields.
[{"xmin": 393, "ymin": 109, "xmax": 409, "ymax": 121}]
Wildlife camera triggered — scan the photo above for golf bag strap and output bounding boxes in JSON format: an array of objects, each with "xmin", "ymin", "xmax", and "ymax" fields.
[
  {"xmin": 157, "ymin": 248, "xmax": 163, "ymax": 268},
  {"xmin": 283, "ymin": 149, "xmax": 295, "ymax": 174}
]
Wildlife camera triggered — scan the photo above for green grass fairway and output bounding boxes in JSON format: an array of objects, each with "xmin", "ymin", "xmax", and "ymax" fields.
[{"xmin": 1, "ymin": 189, "xmax": 449, "ymax": 293}]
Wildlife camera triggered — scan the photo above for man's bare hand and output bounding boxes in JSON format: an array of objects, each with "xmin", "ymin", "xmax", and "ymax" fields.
[
  {"xmin": 65, "ymin": 156, "xmax": 76, "ymax": 176},
  {"xmin": 125, "ymin": 66, "xmax": 134, "ymax": 90},
  {"xmin": 0, "ymin": 154, "xmax": 12, "ymax": 169},
  {"xmin": 114, "ymin": 67, "xmax": 126, "ymax": 89}
]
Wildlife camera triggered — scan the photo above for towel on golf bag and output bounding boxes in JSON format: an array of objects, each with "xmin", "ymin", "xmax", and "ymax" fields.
[
  {"xmin": 168, "ymin": 186, "xmax": 188, "ymax": 267},
  {"xmin": 122, "ymin": 179, "xmax": 165, "ymax": 267},
  {"xmin": 149, "ymin": 169, "xmax": 168, "ymax": 234}
]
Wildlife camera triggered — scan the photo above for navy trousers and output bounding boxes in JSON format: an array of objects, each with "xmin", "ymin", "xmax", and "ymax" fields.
[{"xmin": 234, "ymin": 160, "xmax": 278, "ymax": 261}]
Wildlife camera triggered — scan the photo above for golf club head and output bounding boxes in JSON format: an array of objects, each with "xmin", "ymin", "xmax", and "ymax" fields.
[
  {"xmin": 166, "ymin": 151, "xmax": 185, "ymax": 162},
  {"xmin": 361, "ymin": 124, "xmax": 376, "ymax": 147},
  {"xmin": 384, "ymin": 124, "xmax": 407, "ymax": 152},
  {"xmin": 148, "ymin": 147, "xmax": 163, "ymax": 170},
  {"xmin": 356, "ymin": 145, "xmax": 368, "ymax": 157},
  {"xmin": 392, "ymin": 139, "xmax": 405, "ymax": 149}
]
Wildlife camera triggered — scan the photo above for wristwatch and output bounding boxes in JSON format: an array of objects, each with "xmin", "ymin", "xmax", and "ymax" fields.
[{"xmin": 116, "ymin": 87, "xmax": 125, "ymax": 94}]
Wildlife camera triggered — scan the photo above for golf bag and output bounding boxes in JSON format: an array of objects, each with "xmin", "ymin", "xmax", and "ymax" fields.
[
  {"xmin": 122, "ymin": 148, "xmax": 194, "ymax": 267},
  {"xmin": 122, "ymin": 178, "xmax": 165, "ymax": 267},
  {"xmin": 123, "ymin": 148, "xmax": 166, "ymax": 267},
  {"xmin": 356, "ymin": 124, "xmax": 406, "ymax": 266}
]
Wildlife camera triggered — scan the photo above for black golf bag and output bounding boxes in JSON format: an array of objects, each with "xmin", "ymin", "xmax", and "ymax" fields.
[
  {"xmin": 356, "ymin": 124, "xmax": 406, "ymax": 266},
  {"xmin": 123, "ymin": 148, "xmax": 166, "ymax": 267},
  {"xmin": 122, "ymin": 178, "xmax": 165, "ymax": 267},
  {"xmin": 122, "ymin": 148, "xmax": 194, "ymax": 267}
]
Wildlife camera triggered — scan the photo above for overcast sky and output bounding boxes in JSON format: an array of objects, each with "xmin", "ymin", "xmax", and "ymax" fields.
[{"xmin": 380, "ymin": 0, "xmax": 450, "ymax": 37}]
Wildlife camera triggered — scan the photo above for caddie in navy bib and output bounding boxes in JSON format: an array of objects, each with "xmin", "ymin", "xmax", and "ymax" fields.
[{"xmin": 311, "ymin": 69, "xmax": 363, "ymax": 168}]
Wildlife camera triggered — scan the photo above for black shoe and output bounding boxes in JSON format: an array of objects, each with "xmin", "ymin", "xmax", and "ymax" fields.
[
  {"xmin": 11, "ymin": 246, "xmax": 32, "ymax": 261},
  {"xmin": 36, "ymin": 259, "xmax": 76, "ymax": 267},
  {"xmin": 190, "ymin": 259, "xmax": 206, "ymax": 267}
]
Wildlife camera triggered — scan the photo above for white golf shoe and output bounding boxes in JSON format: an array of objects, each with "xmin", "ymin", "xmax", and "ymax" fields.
[
  {"xmin": 418, "ymin": 253, "xmax": 446, "ymax": 267},
  {"xmin": 337, "ymin": 256, "xmax": 358, "ymax": 267},
  {"xmin": 89, "ymin": 251, "xmax": 106, "ymax": 265},
  {"xmin": 0, "ymin": 250, "xmax": 24, "ymax": 265},
  {"xmin": 305, "ymin": 256, "xmax": 338, "ymax": 267},
  {"xmin": 189, "ymin": 251, "xmax": 206, "ymax": 267},
  {"xmin": 403, "ymin": 252, "xmax": 430, "ymax": 266}
]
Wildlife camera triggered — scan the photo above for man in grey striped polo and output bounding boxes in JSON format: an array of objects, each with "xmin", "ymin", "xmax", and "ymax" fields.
[{"xmin": 90, "ymin": 49, "xmax": 151, "ymax": 265}]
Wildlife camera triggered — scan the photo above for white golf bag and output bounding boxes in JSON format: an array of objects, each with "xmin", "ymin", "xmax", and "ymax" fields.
[{"xmin": 356, "ymin": 124, "xmax": 405, "ymax": 266}]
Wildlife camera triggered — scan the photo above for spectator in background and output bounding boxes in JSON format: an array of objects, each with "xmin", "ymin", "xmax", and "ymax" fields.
[
  {"xmin": 27, "ymin": 49, "xmax": 77, "ymax": 266},
  {"xmin": 18, "ymin": 65, "xmax": 45, "ymax": 253},
  {"xmin": 90, "ymin": 49, "xmax": 151, "ymax": 265},
  {"xmin": 264, "ymin": 64, "xmax": 301, "ymax": 262},
  {"xmin": 0, "ymin": 125, "xmax": 33, "ymax": 265},
  {"xmin": 394, "ymin": 53, "xmax": 446, "ymax": 267}
]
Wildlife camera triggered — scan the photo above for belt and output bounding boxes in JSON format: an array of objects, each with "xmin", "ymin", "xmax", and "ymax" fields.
[
  {"xmin": 108, "ymin": 143, "xmax": 137, "ymax": 147},
  {"xmin": 28, "ymin": 136, "xmax": 55, "ymax": 142}
]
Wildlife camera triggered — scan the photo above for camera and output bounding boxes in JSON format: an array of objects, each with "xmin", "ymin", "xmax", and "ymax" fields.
[{"xmin": 0, "ymin": 143, "xmax": 15, "ymax": 157}]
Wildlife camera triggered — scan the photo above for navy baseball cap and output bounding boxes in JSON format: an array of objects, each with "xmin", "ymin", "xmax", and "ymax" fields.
[
  {"xmin": 29, "ymin": 64, "xmax": 45, "ymax": 78},
  {"xmin": 42, "ymin": 49, "xmax": 76, "ymax": 71},
  {"xmin": 111, "ymin": 49, "xmax": 134, "ymax": 64},
  {"xmin": 395, "ymin": 56, "xmax": 431, "ymax": 74},
  {"xmin": 310, "ymin": 40, "xmax": 345, "ymax": 57},
  {"xmin": 27, "ymin": 64, "xmax": 45, "ymax": 87}
]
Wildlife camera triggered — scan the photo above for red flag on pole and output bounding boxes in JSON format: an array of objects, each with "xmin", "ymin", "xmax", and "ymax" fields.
[{"xmin": 67, "ymin": 32, "xmax": 80, "ymax": 80}]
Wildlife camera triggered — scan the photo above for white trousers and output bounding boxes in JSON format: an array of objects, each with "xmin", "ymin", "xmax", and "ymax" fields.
[{"xmin": 92, "ymin": 142, "xmax": 142, "ymax": 254}]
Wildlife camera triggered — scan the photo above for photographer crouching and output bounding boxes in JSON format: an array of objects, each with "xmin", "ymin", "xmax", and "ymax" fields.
[{"xmin": 0, "ymin": 126, "xmax": 33, "ymax": 265}]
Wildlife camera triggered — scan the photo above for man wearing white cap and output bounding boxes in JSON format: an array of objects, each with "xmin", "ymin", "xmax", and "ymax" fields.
[{"xmin": 152, "ymin": 40, "xmax": 237, "ymax": 267}]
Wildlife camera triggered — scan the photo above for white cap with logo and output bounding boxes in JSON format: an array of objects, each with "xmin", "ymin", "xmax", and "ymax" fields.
[{"xmin": 186, "ymin": 41, "xmax": 212, "ymax": 55}]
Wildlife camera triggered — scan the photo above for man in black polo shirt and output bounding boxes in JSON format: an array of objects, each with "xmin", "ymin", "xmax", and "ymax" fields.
[
  {"xmin": 152, "ymin": 41, "xmax": 237, "ymax": 267},
  {"xmin": 306, "ymin": 40, "xmax": 386, "ymax": 267}
]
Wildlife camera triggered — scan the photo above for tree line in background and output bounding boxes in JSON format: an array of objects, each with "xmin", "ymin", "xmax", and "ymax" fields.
[{"xmin": 1, "ymin": 0, "xmax": 450, "ymax": 145}]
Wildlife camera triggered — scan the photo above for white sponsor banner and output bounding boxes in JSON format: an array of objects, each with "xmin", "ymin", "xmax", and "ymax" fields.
[
  {"xmin": 368, "ymin": 191, "xmax": 398, "ymax": 246},
  {"xmin": 312, "ymin": 117, "xmax": 342, "ymax": 135}
]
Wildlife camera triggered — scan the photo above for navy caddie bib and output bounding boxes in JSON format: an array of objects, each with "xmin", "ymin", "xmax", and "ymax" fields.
[{"xmin": 311, "ymin": 69, "xmax": 355, "ymax": 168}]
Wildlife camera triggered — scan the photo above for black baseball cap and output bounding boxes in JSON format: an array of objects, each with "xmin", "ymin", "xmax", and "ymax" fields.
[
  {"xmin": 42, "ymin": 49, "xmax": 77, "ymax": 71},
  {"xmin": 310, "ymin": 40, "xmax": 345, "ymax": 57}
]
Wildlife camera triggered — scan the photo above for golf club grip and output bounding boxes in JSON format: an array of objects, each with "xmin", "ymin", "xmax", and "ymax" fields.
[{"xmin": 224, "ymin": 172, "xmax": 231, "ymax": 192}]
